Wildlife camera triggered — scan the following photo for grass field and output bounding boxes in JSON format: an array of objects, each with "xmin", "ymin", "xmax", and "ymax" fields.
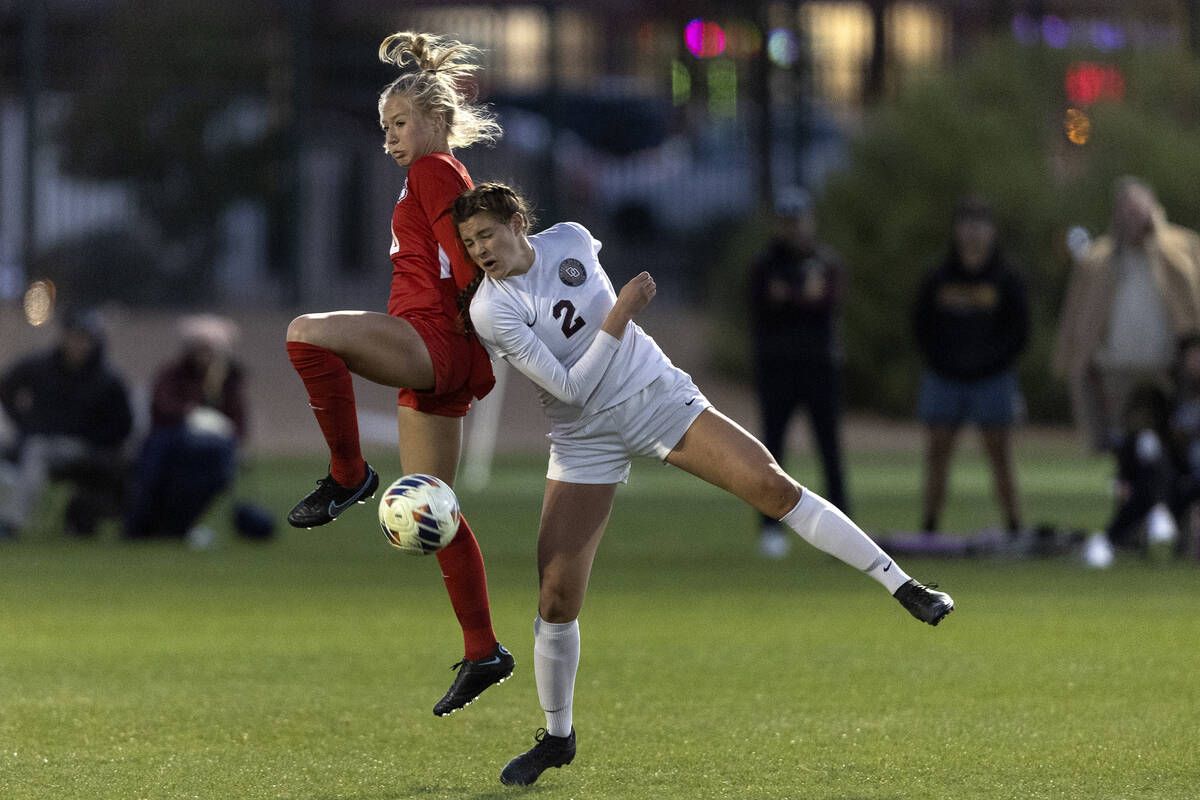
[{"xmin": 2, "ymin": 444, "xmax": 1198, "ymax": 799}]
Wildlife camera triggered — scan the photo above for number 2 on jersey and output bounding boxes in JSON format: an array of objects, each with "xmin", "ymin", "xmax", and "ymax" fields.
[{"xmin": 553, "ymin": 299, "xmax": 586, "ymax": 338}]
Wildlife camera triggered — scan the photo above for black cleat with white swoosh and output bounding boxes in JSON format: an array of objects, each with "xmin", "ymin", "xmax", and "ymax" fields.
[
  {"xmin": 433, "ymin": 643, "xmax": 515, "ymax": 716},
  {"xmin": 287, "ymin": 464, "xmax": 379, "ymax": 528}
]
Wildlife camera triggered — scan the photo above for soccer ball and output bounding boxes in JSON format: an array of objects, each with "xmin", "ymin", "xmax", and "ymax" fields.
[{"xmin": 377, "ymin": 474, "xmax": 461, "ymax": 555}]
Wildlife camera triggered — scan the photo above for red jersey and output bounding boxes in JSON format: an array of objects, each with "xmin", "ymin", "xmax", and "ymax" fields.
[
  {"xmin": 387, "ymin": 151, "xmax": 495, "ymax": 408},
  {"xmin": 388, "ymin": 152, "xmax": 479, "ymax": 327}
]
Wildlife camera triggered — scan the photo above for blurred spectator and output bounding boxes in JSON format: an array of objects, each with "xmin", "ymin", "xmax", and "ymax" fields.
[
  {"xmin": 1054, "ymin": 176, "xmax": 1200, "ymax": 452},
  {"xmin": 1103, "ymin": 382, "xmax": 1177, "ymax": 555},
  {"xmin": 1167, "ymin": 333, "xmax": 1200, "ymax": 556},
  {"xmin": 0, "ymin": 309, "xmax": 134, "ymax": 539},
  {"xmin": 912, "ymin": 197, "xmax": 1029, "ymax": 536},
  {"xmin": 124, "ymin": 315, "xmax": 247, "ymax": 545},
  {"xmin": 748, "ymin": 186, "xmax": 849, "ymax": 558}
]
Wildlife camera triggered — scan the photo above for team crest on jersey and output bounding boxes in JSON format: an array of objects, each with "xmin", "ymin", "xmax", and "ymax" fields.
[{"xmin": 559, "ymin": 258, "xmax": 586, "ymax": 286}]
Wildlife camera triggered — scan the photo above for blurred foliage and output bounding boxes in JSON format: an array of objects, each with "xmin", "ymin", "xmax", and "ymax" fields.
[
  {"xmin": 710, "ymin": 40, "xmax": 1200, "ymax": 423},
  {"xmin": 52, "ymin": 0, "xmax": 291, "ymax": 305},
  {"xmin": 30, "ymin": 230, "xmax": 192, "ymax": 307}
]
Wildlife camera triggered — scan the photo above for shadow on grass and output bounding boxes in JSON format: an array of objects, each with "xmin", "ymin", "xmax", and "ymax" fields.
[{"xmin": 308, "ymin": 787, "xmax": 541, "ymax": 800}]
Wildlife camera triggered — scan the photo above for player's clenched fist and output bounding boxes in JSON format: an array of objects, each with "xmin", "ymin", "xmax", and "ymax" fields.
[{"xmin": 616, "ymin": 271, "xmax": 656, "ymax": 317}]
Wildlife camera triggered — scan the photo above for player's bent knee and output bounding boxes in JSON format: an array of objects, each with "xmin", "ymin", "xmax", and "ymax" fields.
[
  {"xmin": 286, "ymin": 314, "xmax": 320, "ymax": 344},
  {"xmin": 538, "ymin": 584, "xmax": 583, "ymax": 623},
  {"xmin": 759, "ymin": 474, "xmax": 802, "ymax": 519}
]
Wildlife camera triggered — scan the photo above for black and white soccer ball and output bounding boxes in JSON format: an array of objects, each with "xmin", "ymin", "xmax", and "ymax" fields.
[{"xmin": 377, "ymin": 474, "xmax": 460, "ymax": 555}]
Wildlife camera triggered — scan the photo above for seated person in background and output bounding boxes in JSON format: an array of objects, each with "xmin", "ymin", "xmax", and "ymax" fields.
[
  {"xmin": 124, "ymin": 315, "xmax": 247, "ymax": 542},
  {"xmin": 0, "ymin": 309, "xmax": 134, "ymax": 539},
  {"xmin": 1167, "ymin": 332, "xmax": 1200, "ymax": 554},
  {"xmin": 1105, "ymin": 382, "xmax": 1177, "ymax": 553}
]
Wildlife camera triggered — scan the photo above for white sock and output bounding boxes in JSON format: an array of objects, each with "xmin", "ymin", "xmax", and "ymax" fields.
[
  {"xmin": 533, "ymin": 616, "xmax": 580, "ymax": 737},
  {"xmin": 781, "ymin": 489, "xmax": 911, "ymax": 594}
]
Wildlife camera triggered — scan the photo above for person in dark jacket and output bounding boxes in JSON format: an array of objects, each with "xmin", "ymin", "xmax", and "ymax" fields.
[
  {"xmin": 124, "ymin": 315, "xmax": 247, "ymax": 543},
  {"xmin": 912, "ymin": 198, "xmax": 1029, "ymax": 535},
  {"xmin": 0, "ymin": 309, "xmax": 134, "ymax": 539},
  {"xmin": 748, "ymin": 186, "xmax": 849, "ymax": 558}
]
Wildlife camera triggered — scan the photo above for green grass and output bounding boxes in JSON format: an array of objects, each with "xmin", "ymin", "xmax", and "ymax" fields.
[{"xmin": 2, "ymin": 445, "xmax": 1198, "ymax": 799}]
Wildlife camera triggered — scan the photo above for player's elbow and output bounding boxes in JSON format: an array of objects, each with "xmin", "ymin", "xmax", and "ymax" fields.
[{"xmin": 556, "ymin": 382, "xmax": 592, "ymax": 407}]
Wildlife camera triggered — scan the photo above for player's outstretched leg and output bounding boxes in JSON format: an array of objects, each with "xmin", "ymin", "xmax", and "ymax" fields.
[
  {"xmin": 433, "ymin": 642, "xmax": 515, "ymax": 716},
  {"xmin": 286, "ymin": 463, "xmax": 379, "ymax": 528},
  {"xmin": 780, "ymin": 489, "xmax": 956, "ymax": 625},
  {"xmin": 500, "ymin": 728, "xmax": 576, "ymax": 786},
  {"xmin": 893, "ymin": 579, "xmax": 954, "ymax": 626}
]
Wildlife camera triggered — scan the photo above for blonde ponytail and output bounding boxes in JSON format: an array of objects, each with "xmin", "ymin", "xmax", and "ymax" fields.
[{"xmin": 378, "ymin": 32, "xmax": 502, "ymax": 149}]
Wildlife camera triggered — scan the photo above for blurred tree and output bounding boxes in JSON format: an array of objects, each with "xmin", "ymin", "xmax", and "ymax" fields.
[
  {"xmin": 814, "ymin": 40, "xmax": 1200, "ymax": 422},
  {"xmin": 706, "ymin": 40, "xmax": 1200, "ymax": 423},
  {"xmin": 52, "ymin": 0, "xmax": 290, "ymax": 305}
]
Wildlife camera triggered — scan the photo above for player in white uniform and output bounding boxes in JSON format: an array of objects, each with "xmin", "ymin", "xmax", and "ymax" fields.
[{"xmin": 453, "ymin": 183, "xmax": 954, "ymax": 787}]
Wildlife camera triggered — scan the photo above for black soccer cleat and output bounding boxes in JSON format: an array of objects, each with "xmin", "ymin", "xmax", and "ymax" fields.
[
  {"xmin": 432, "ymin": 642, "xmax": 514, "ymax": 716},
  {"xmin": 893, "ymin": 578, "xmax": 954, "ymax": 626},
  {"xmin": 499, "ymin": 727, "xmax": 576, "ymax": 786},
  {"xmin": 286, "ymin": 464, "xmax": 379, "ymax": 528}
]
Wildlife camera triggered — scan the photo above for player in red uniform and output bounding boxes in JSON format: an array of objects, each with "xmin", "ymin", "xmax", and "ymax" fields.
[{"xmin": 284, "ymin": 32, "xmax": 512, "ymax": 716}]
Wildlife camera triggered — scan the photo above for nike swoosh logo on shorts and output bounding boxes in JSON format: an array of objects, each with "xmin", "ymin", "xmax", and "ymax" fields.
[{"xmin": 685, "ymin": 398, "xmax": 696, "ymax": 406}]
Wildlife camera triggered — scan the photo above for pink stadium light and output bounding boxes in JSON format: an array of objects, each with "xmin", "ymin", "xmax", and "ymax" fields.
[{"xmin": 685, "ymin": 18, "xmax": 726, "ymax": 59}]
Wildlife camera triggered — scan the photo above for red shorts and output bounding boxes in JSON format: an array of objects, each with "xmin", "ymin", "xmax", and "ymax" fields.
[{"xmin": 398, "ymin": 317, "xmax": 496, "ymax": 417}]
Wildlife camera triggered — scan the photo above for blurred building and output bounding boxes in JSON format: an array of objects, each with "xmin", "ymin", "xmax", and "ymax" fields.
[{"xmin": 1, "ymin": 0, "xmax": 1195, "ymax": 310}]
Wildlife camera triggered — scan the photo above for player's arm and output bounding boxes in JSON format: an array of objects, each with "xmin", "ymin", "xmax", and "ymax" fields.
[
  {"xmin": 431, "ymin": 208, "xmax": 479, "ymax": 290},
  {"xmin": 414, "ymin": 159, "xmax": 481, "ymax": 290},
  {"xmin": 601, "ymin": 271, "xmax": 655, "ymax": 338},
  {"xmin": 474, "ymin": 274, "xmax": 656, "ymax": 406}
]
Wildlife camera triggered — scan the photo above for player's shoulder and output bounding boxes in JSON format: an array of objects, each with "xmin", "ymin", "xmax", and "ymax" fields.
[
  {"xmin": 554, "ymin": 220, "xmax": 593, "ymax": 241},
  {"xmin": 533, "ymin": 221, "xmax": 595, "ymax": 251},
  {"xmin": 407, "ymin": 152, "xmax": 471, "ymax": 188},
  {"xmin": 469, "ymin": 278, "xmax": 520, "ymax": 337}
]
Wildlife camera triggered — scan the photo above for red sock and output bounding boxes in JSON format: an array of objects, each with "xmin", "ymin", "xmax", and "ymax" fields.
[
  {"xmin": 286, "ymin": 341, "xmax": 366, "ymax": 487},
  {"xmin": 436, "ymin": 512, "xmax": 498, "ymax": 660}
]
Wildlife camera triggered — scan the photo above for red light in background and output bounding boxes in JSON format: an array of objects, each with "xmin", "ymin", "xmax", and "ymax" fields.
[
  {"xmin": 685, "ymin": 19, "xmax": 726, "ymax": 59},
  {"xmin": 1065, "ymin": 62, "xmax": 1125, "ymax": 106},
  {"xmin": 723, "ymin": 21, "xmax": 761, "ymax": 59}
]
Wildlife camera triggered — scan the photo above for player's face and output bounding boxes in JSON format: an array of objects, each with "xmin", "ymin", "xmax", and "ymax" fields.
[
  {"xmin": 458, "ymin": 212, "xmax": 533, "ymax": 280},
  {"xmin": 379, "ymin": 93, "xmax": 443, "ymax": 167}
]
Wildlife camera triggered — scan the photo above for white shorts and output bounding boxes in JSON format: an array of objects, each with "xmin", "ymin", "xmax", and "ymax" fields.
[{"xmin": 546, "ymin": 367, "xmax": 710, "ymax": 484}]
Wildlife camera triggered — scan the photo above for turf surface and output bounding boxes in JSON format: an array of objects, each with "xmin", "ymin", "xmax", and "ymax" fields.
[{"xmin": 2, "ymin": 446, "xmax": 1197, "ymax": 799}]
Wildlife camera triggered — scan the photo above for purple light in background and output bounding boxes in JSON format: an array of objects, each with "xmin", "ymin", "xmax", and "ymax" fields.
[
  {"xmin": 1042, "ymin": 15, "xmax": 1070, "ymax": 48},
  {"xmin": 685, "ymin": 19, "xmax": 726, "ymax": 59},
  {"xmin": 1012, "ymin": 13, "xmax": 1039, "ymax": 46},
  {"xmin": 1090, "ymin": 22, "xmax": 1125, "ymax": 51},
  {"xmin": 685, "ymin": 19, "xmax": 704, "ymax": 56},
  {"xmin": 767, "ymin": 28, "xmax": 798, "ymax": 67}
]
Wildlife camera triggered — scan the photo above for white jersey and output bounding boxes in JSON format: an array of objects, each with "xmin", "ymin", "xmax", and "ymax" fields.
[{"xmin": 470, "ymin": 221, "xmax": 675, "ymax": 426}]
